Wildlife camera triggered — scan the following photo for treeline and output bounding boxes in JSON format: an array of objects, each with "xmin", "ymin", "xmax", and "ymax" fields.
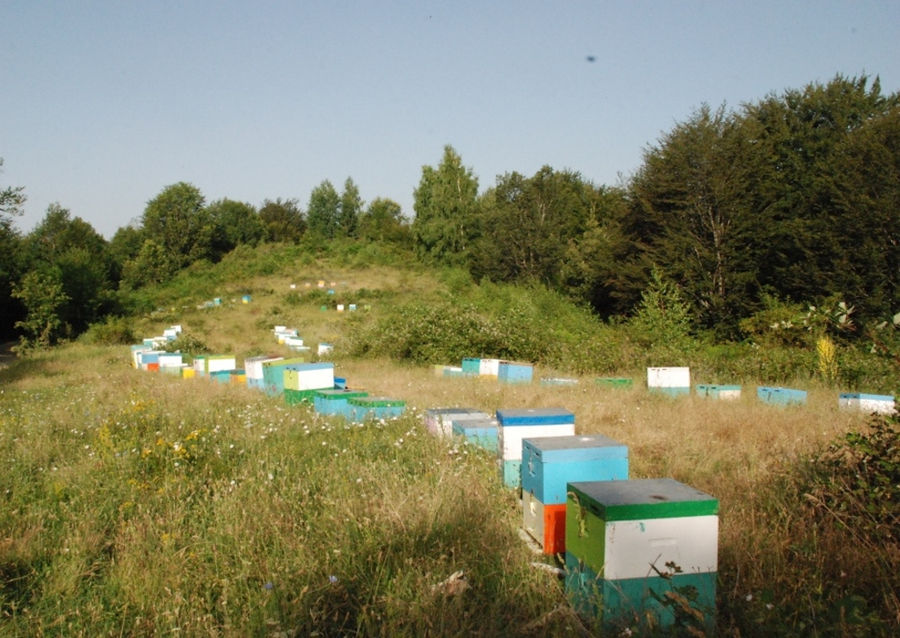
[
  {"xmin": 413, "ymin": 74, "xmax": 900, "ymax": 338},
  {"xmin": 1, "ymin": 74, "xmax": 898, "ymax": 347}
]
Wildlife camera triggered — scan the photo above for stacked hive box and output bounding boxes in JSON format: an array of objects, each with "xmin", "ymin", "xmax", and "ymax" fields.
[
  {"xmin": 157, "ymin": 352, "xmax": 184, "ymax": 374},
  {"xmin": 260, "ymin": 357, "xmax": 307, "ymax": 396},
  {"xmin": 137, "ymin": 351, "xmax": 161, "ymax": 371},
  {"xmin": 565, "ymin": 479, "xmax": 718, "ymax": 633},
  {"xmin": 283, "ymin": 362, "xmax": 335, "ymax": 405},
  {"xmin": 696, "ymin": 384, "xmax": 742, "ymax": 400},
  {"xmin": 496, "ymin": 408, "xmax": 575, "ymax": 489},
  {"xmin": 451, "ymin": 417, "xmax": 499, "ymax": 453},
  {"xmin": 424, "ymin": 408, "xmax": 492, "ymax": 438},
  {"xmin": 838, "ymin": 392, "xmax": 895, "ymax": 414},
  {"xmin": 193, "ymin": 355, "xmax": 237, "ymax": 378},
  {"xmin": 522, "ymin": 435, "xmax": 628, "ymax": 555},
  {"xmin": 647, "ymin": 367, "xmax": 691, "ymax": 397},
  {"xmin": 757, "ymin": 386, "xmax": 807, "ymax": 406},
  {"xmin": 498, "ymin": 361, "xmax": 533, "ymax": 384},
  {"xmin": 244, "ymin": 355, "xmax": 283, "ymax": 390}
]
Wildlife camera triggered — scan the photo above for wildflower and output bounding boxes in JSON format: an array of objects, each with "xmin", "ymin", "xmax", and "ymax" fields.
[
  {"xmin": 264, "ymin": 582, "xmax": 274, "ymax": 590},
  {"xmin": 329, "ymin": 575, "xmax": 338, "ymax": 584}
]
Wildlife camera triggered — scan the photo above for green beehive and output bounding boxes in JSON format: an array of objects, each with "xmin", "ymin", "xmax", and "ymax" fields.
[{"xmin": 565, "ymin": 479, "xmax": 718, "ymax": 633}]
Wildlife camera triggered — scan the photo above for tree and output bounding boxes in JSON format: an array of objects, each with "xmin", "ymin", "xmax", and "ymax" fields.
[
  {"xmin": 306, "ymin": 180, "xmax": 341, "ymax": 240},
  {"xmin": 141, "ymin": 182, "xmax": 210, "ymax": 274},
  {"xmin": 259, "ymin": 198, "xmax": 305, "ymax": 243},
  {"xmin": 205, "ymin": 198, "xmax": 265, "ymax": 257},
  {"xmin": 24, "ymin": 204, "xmax": 116, "ymax": 334},
  {"xmin": 741, "ymin": 74, "xmax": 899, "ymax": 317},
  {"xmin": 359, "ymin": 198, "xmax": 409, "ymax": 243},
  {"xmin": 0, "ymin": 157, "xmax": 26, "ymax": 338},
  {"xmin": 470, "ymin": 166, "xmax": 600, "ymax": 287},
  {"xmin": 627, "ymin": 104, "xmax": 760, "ymax": 331},
  {"xmin": 12, "ymin": 268, "xmax": 69, "ymax": 349},
  {"xmin": 412, "ymin": 145, "xmax": 479, "ymax": 265},
  {"xmin": 338, "ymin": 177, "xmax": 363, "ymax": 238}
]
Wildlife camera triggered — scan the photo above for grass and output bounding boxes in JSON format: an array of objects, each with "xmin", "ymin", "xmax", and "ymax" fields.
[{"xmin": 3, "ymin": 249, "xmax": 899, "ymax": 635}]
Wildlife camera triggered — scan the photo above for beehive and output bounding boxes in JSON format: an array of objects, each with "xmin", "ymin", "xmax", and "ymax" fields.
[
  {"xmin": 696, "ymin": 384, "xmax": 742, "ymax": 400},
  {"xmin": 283, "ymin": 362, "xmax": 334, "ymax": 392},
  {"xmin": 498, "ymin": 361, "xmax": 533, "ymax": 384},
  {"xmin": 137, "ymin": 351, "xmax": 162, "ymax": 371},
  {"xmin": 541, "ymin": 377, "xmax": 579, "ymax": 387},
  {"xmin": 646, "ymin": 367, "xmax": 691, "ymax": 397},
  {"xmin": 756, "ymin": 386, "xmax": 807, "ymax": 406},
  {"xmin": 451, "ymin": 417, "xmax": 499, "ymax": 452},
  {"xmin": 479, "ymin": 358, "xmax": 502, "ymax": 377},
  {"xmin": 595, "ymin": 377, "xmax": 633, "ymax": 389},
  {"xmin": 260, "ymin": 357, "xmax": 307, "ymax": 396},
  {"xmin": 423, "ymin": 408, "xmax": 491, "ymax": 437},
  {"xmin": 244, "ymin": 355, "xmax": 284, "ymax": 390},
  {"xmin": 838, "ymin": 392, "xmax": 895, "ymax": 414},
  {"xmin": 461, "ymin": 358, "xmax": 481, "ymax": 375},
  {"xmin": 157, "ymin": 353, "xmax": 183, "ymax": 371},
  {"xmin": 522, "ymin": 435, "xmax": 629, "ymax": 554},
  {"xmin": 313, "ymin": 389, "xmax": 369, "ymax": 417},
  {"xmin": 496, "ymin": 408, "xmax": 575, "ymax": 489},
  {"xmin": 565, "ymin": 479, "xmax": 718, "ymax": 633},
  {"xmin": 347, "ymin": 397, "xmax": 406, "ymax": 423}
]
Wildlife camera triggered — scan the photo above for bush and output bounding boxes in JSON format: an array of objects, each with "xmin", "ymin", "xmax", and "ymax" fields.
[{"xmin": 81, "ymin": 316, "xmax": 136, "ymax": 345}]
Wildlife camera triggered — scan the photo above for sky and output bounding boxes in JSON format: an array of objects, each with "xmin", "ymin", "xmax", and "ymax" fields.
[{"xmin": 2, "ymin": 1, "xmax": 899, "ymax": 239}]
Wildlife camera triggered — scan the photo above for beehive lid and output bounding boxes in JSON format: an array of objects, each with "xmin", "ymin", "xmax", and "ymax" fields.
[
  {"xmin": 315, "ymin": 389, "xmax": 368, "ymax": 399},
  {"xmin": 349, "ymin": 396, "xmax": 406, "ymax": 407},
  {"xmin": 523, "ymin": 434, "xmax": 627, "ymax": 461},
  {"xmin": 496, "ymin": 408, "xmax": 574, "ymax": 426},
  {"xmin": 568, "ymin": 478, "xmax": 718, "ymax": 521}
]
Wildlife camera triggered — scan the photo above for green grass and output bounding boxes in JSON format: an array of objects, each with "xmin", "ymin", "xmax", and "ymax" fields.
[{"xmin": 2, "ymin": 245, "xmax": 899, "ymax": 635}]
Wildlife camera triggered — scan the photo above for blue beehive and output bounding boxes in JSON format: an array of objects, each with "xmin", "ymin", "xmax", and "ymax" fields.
[
  {"xmin": 347, "ymin": 397, "xmax": 406, "ymax": 422},
  {"xmin": 498, "ymin": 361, "xmax": 533, "ymax": 384},
  {"xmin": 451, "ymin": 417, "xmax": 499, "ymax": 453},
  {"xmin": 696, "ymin": 384, "xmax": 742, "ymax": 400},
  {"xmin": 522, "ymin": 435, "xmax": 629, "ymax": 506},
  {"xmin": 757, "ymin": 386, "xmax": 807, "ymax": 406},
  {"xmin": 314, "ymin": 388, "xmax": 369, "ymax": 417},
  {"xmin": 496, "ymin": 408, "xmax": 576, "ymax": 489},
  {"xmin": 522, "ymin": 435, "xmax": 629, "ymax": 555}
]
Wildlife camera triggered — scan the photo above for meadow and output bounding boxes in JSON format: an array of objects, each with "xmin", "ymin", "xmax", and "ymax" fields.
[{"xmin": 1, "ymin": 252, "xmax": 898, "ymax": 636}]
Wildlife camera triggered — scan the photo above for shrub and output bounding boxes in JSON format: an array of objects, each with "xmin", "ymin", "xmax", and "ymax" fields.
[{"xmin": 81, "ymin": 316, "xmax": 136, "ymax": 345}]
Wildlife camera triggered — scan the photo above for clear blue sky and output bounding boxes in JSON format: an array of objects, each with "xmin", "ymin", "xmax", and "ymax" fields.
[{"xmin": 2, "ymin": 0, "xmax": 898, "ymax": 239}]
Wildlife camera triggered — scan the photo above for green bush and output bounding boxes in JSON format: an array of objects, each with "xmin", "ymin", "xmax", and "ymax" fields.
[{"xmin": 81, "ymin": 316, "xmax": 136, "ymax": 345}]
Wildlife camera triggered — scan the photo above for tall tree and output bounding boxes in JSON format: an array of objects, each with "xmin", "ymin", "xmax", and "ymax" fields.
[
  {"xmin": 205, "ymin": 198, "xmax": 265, "ymax": 257},
  {"xmin": 742, "ymin": 74, "xmax": 899, "ymax": 314},
  {"xmin": 627, "ymin": 104, "xmax": 760, "ymax": 330},
  {"xmin": 338, "ymin": 177, "xmax": 363, "ymax": 238},
  {"xmin": 306, "ymin": 180, "xmax": 340, "ymax": 240},
  {"xmin": 359, "ymin": 198, "xmax": 408, "ymax": 243},
  {"xmin": 471, "ymin": 166, "xmax": 599, "ymax": 287},
  {"xmin": 25, "ymin": 204, "xmax": 115, "ymax": 333},
  {"xmin": 140, "ymin": 182, "xmax": 210, "ymax": 273},
  {"xmin": 412, "ymin": 145, "xmax": 479, "ymax": 265},
  {"xmin": 259, "ymin": 198, "xmax": 305, "ymax": 243}
]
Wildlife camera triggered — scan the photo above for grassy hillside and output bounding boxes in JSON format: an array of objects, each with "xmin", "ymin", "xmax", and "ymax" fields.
[{"xmin": 2, "ymin": 245, "xmax": 898, "ymax": 635}]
